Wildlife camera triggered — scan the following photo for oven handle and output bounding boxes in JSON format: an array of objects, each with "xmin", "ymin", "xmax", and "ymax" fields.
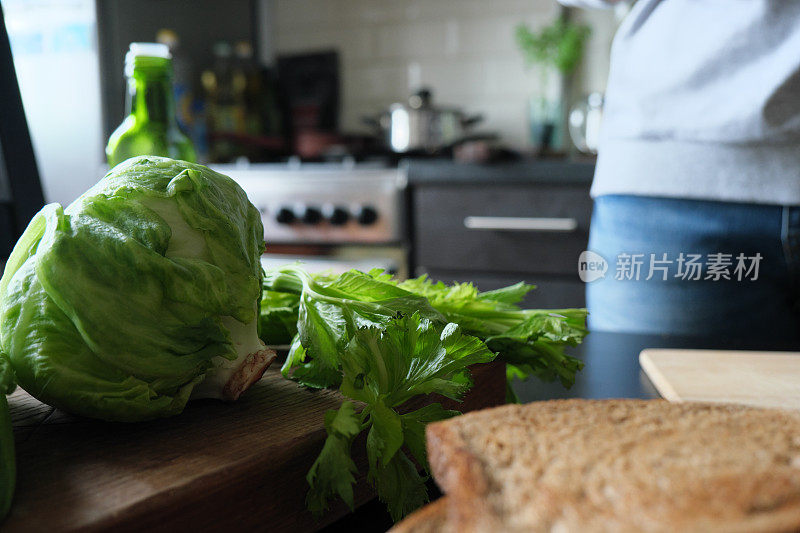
[{"xmin": 463, "ymin": 216, "xmax": 578, "ymax": 233}]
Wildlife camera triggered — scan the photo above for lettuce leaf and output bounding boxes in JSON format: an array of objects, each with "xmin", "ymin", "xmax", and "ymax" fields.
[{"xmin": 0, "ymin": 156, "xmax": 266, "ymax": 421}]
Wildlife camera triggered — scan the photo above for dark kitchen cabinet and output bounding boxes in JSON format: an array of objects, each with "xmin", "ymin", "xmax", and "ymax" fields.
[
  {"xmin": 416, "ymin": 270, "xmax": 587, "ymax": 309},
  {"xmin": 408, "ymin": 164, "xmax": 593, "ymax": 308}
]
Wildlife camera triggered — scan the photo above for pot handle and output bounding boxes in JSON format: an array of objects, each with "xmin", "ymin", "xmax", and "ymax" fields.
[{"xmin": 461, "ymin": 114, "xmax": 484, "ymax": 128}]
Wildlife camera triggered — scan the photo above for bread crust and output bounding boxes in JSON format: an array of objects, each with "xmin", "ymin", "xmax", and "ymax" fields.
[
  {"xmin": 425, "ymin": 399, "xmax": 800, "ymax": 533},
  {"xmin": 427, "ymin": 416, "xmax": 501, "ymax": 531}
]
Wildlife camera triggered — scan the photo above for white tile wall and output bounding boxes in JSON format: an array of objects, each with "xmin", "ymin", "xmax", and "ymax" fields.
[{"xmin": 271, "ymin": 0, "xmax": 616, "ymax": 148}]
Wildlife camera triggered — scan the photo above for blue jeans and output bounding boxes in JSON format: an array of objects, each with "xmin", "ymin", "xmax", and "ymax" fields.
[{"xmin": 586, "ymin": 195, "xmax": 800, "ymax": 342}]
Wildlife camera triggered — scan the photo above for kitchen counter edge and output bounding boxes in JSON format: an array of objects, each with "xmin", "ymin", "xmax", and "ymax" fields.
[{"xmin": 403, "ymin": 158, "xmax": 595, "ymax": 186}]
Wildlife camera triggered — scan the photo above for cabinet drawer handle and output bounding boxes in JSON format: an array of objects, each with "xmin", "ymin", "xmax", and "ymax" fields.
[{"xmin": 463, "ymin": 216, "xmax": 578, "ymax": 232}]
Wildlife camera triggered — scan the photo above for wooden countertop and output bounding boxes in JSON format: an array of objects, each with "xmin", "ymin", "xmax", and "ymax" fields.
[{"xmin": 3, "ymin": 362, "xmax": 505, "ymax": 532}]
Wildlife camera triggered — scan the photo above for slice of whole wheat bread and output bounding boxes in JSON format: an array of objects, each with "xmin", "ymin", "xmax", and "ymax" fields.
[
  {"xmin": 426, "ymin": 399, "xmax": 800, "ymax": 532},
  {"xmin": 388, "ymin": 497, "xmax": 450, "ymax": 533}
]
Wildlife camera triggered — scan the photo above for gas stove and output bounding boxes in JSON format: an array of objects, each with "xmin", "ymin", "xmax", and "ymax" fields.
[{"xmin": 213, "ymin": 160, "xmax": 407, "ymax": 246}]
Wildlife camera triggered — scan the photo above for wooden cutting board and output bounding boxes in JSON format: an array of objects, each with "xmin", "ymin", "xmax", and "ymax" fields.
[
  {"xmin": 640, "ymin": 349, "xmax": 800, "ymax": 410},
  {"xmin": 1, "ymin": 362, "xmax": 505, "ymax": 532}
]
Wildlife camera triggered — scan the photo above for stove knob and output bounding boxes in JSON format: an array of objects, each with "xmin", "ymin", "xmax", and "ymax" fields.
[
  {"xmin": 302, "ymin": 206, "xmax": 323, "ymax": 225},
  {"xmin": 275, "ymin": 207, "xmax": 296, "ymax": 224},
  {"xmin": 325, "ymin": 205, "xmax": 350, "ymax": 226},
  {"xmin": 356, "ymin": 205, "xmax": 379, "ymax": 226}
]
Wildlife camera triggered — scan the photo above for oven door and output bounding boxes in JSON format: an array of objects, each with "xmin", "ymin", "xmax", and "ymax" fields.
[{"xmin": 260, "ymin": 245, "xmax": 408, "ymax": 278}]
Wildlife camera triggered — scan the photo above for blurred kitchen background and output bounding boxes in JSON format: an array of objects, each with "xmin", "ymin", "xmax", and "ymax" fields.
[{"xmin": 3, "ymin": 0, "xmax": 628, "ymax": 308}]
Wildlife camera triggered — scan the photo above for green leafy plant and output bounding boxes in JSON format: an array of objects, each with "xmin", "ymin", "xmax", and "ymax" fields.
[
  {"xmin": 516, "ymin": 17, "xmax": 591, "ymax": 149},
  {"xmin": 308, "ymin": 313, "xmax": 494, "ymax": 521},
  {"xmin": 262, "ymin": 264, "xmax": 587, "ymax": 518},
  {"xmin": 0, "ymin": 156, "xmax": 269, "ymax": 422},
  {"xmin": 397, "ymin": 275, "xmax": 587, "ymax": 402},
  {"xmin": 516, "ymin": 17, "xmax": 591, "ymax": 76}
]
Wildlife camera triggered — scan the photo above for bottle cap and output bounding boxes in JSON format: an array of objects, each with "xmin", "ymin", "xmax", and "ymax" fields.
[{"xmin": 125, "ymin": 42, "xmax": 172, "ymax": 77}]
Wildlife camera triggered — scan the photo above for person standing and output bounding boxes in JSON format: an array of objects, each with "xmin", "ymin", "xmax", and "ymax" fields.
[{"xmin": 563, "ymin": 0, "xmax": 800, "ymax": 341}]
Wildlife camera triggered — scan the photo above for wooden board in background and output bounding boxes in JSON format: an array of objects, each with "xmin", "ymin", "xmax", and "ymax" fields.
[
  {"xmin": 640, "ymin": 349, "xmax": 800, "ymax": 410},
  {"xmin": 3, "ymin": 362, "xmax": 506, "ymax": 532}
]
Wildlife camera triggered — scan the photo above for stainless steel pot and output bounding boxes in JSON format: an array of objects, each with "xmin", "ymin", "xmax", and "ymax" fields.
[{"xmin": 365, "ymin": 89, "xmax": 483, "ymax": 153}]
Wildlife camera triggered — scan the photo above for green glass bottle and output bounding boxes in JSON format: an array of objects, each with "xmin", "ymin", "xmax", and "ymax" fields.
[{"xmin": 106, "ymin": 43, "xmax": 196, "ymax": 167}]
